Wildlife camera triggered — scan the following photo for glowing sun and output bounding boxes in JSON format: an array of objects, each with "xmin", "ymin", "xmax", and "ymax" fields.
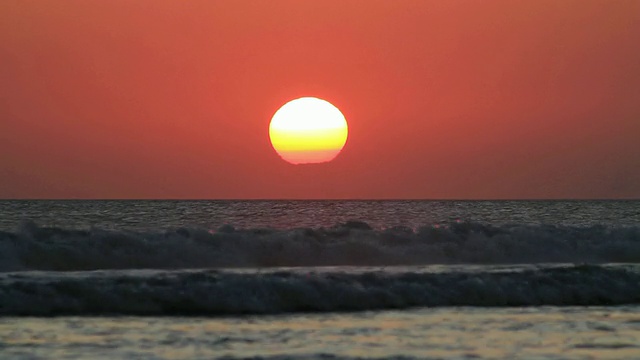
[{"xmin": 269, "ymin": 97, "xmax": 348, "ymax": 164}]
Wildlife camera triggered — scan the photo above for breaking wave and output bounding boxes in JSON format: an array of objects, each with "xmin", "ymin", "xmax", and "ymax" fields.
[
  {"xmin": 1, "ymin": 221, "xmax": 639, "ymax": 271},
  {"xmin": 1, "ymin": 265, "xmax": 639, "ymax": 316}
]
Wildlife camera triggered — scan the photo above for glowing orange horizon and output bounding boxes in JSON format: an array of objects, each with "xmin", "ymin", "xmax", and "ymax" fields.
[{"xmin": 269, "ymin": 97, "xmax": 348, "ymax": 164}]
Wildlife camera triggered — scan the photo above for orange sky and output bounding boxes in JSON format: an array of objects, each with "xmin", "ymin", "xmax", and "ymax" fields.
[{"xmin": 1, "ymin": 0, "xmax": 639, "ymax": 199}]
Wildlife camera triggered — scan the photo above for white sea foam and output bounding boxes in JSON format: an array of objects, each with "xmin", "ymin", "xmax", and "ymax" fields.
[
  {"xmin": 0, "ymin": 265, "xmax": 638, "ymax": 315},
  {"xmin": 1, "ymin": 221, "xmax": 639, "ymax": 271}
]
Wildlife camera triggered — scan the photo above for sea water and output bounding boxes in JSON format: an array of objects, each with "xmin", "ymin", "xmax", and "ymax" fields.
[{"xmin": 1, "ymin": 200, "xmax": 639, "ymax": 359}]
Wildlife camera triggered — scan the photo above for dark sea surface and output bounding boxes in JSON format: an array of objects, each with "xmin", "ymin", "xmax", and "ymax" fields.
[
  {"xmin": 1, "ymin": 199, "xmax": 639, "ymax": 230},
  {"xmin": 1, "ymin": 200, "xmax": 639, "ymax": 359}
]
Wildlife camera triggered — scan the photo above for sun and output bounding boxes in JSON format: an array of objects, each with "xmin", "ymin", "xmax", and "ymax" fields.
[{"xmin": 269, "ymin": 97, "xmax": 348, "ymax": 164}]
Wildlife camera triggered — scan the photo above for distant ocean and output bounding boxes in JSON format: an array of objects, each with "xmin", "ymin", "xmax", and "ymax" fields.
[{"xmin": 1, "ymin": 200, "xmax": 640, "ymax": 359}]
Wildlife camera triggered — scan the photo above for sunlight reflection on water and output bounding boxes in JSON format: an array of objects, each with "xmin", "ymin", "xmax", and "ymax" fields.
[{"xmin": 2, "ymin": 307, "xmax": 640, "ymax": 359}]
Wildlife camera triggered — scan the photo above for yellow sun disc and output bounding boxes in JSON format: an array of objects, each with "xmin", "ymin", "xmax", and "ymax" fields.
[{"xmin": 269, "ymin": 97, "xmax": 348, "ymax": 164}]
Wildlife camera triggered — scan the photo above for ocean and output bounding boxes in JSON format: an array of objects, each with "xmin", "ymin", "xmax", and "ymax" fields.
[{"xmin": 1, "ymin": 200, "xmax": 639, "ymax": 359}]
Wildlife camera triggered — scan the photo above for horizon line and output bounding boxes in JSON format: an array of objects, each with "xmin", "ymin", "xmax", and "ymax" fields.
[{"xmin": 1, "ymin": 198, "xmax": 639, "ymax": 202}]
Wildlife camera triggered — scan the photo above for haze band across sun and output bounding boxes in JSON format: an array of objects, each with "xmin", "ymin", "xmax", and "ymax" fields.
[{"xmin": 269, "ymin": 97, "xmax": 348, "ymax": 165}]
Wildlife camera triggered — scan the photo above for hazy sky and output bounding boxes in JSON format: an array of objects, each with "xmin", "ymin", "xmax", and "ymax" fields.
[{"xmin": 1, "ymin": 0, "xmax": 639, "ymax": 199}]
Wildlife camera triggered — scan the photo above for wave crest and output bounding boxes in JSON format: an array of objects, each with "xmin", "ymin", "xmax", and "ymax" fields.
[
  {"xmin": 1, "ymin": 265, "xmax": 639, "ymax": 315},
  {"xmin": 1, "ymin": 221, "xmax": 639, "ymax": 271}
]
